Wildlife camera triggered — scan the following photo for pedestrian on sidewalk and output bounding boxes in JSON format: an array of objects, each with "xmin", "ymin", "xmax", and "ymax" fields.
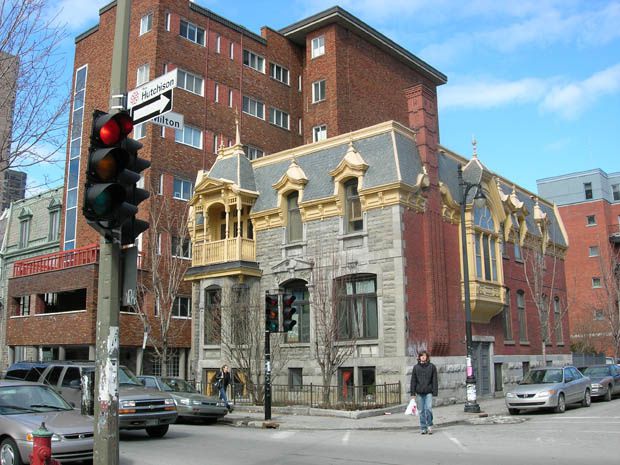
[
  {"xmin": 216, "ymin": 364, "xmax": 234, "ymax": 412},
  {"xmin": 410, "ymin": 350, "xmax": 438, "ymax": 435}
]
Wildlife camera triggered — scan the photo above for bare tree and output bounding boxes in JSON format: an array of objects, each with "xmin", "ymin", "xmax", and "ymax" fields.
[
  {"xmin": 132, "ymin": 193, "xmax": 192, "ymax": 377},
  {"xmin": 310, "ymin": 251, "xmax": 357, "ymax": 404},
  {"xmin": 0, "ymin": 0, "xmax": 69, "ymax": 176},
  {"xmin": 594, "ymin": 245, "xmax": 620, "ymax": 359}
]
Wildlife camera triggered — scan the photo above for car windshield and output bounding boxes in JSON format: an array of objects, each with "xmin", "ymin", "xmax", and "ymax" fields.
[
  {"xmin": 119, "ymin": 367, "xmax": 142, "ymax": 386},
  {"xmin": 583, "ymin": 367, "xmax": 610, "ymax": 377},
  {"xmin": 0, "ymin": 385, "xmax": 72, "ymax": 414},
  {"xmin": 161, "ymin": 378, "xmax": 197, "ymax": 393},
  {"xmin": 521, "ymin": 369, "xmax": 563, "ymax": 384}
]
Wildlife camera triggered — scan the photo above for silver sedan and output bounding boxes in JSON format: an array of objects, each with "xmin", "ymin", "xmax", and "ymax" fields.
[{"xmin": 505, "ymin": 366, "xmax": 591, "ymax": 414}]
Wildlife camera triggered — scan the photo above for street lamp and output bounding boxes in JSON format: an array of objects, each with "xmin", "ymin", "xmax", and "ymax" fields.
[{"xmin": 458, "ymin": 164, "xmax": 485, "ymax": 414}]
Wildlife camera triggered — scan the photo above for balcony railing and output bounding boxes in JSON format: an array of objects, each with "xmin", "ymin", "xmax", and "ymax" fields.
[
  {"xmin": 12, "ymin": 244, "xmax": 100, "ymax": 278},
  {"xmin": 192, "ymin": 237, "xmax": 256, "ymax": 266}
]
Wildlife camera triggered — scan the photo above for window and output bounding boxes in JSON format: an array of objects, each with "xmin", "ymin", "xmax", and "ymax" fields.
[
  {"xmin": 494, "ymin": 363, "xmax": 503, "ymax": 392},
  {"xmin": 172, "ymin": 236, "xmax": 191, "ymax": 259},
  {"xmin": 173, "ymin": 177, "xmax": 192, "ymax": 200},
  {"xmin": 48, "ymin": 209, "xmax": 60, "ymax": 241},
  {"xmin": 594, "ymin": 309, "xmax": 604, "ymax": 320},
  {"xmin": 287, "ymin": 191, "xmax": 302, "ymax": 243},
  {"xmin": 244, "ymin": 145, "xmax": 264, "ymax": 160},
  {"xmin": 503, "ymin": 289, "xmax": 512, "ymax": 341},
  {"xmin": 175, "ymin": 125, "xmax": 202, "ymax": 149},
  {"xmin": 242, "ymin": 96, "xmax": 265, "ymax": 119},
  {"xmin": 19, "ymin": 219, "xmax": 30, "ymax": 248},
  {"xmin": 473, "ymin": 205, "xmax": 498, "ymax": 281},
  {"xmin": 344, "ymin": 179, "xmax": 363, "ymax": 233},
  {"xmin": 298, "ymin": 118, "xmax": 302, "ymax": 136},
  {"xmin": 517, "ymin": 291, "xmax": 527, "ymax": 342},
  {"xmin": 140, "ymin": 13, "xmax": 152, "ymax": 35},
  {"xmin": 588, "ymin": 246, "xmax": 599, "ymax": 257},
  {"xmin": 180, "ymin": 19, "xmax": 205, "ymax": 45},
  {"xmin": 17, "ymin": 295, "xmax": 30, "ymax": 316},
  {"xmin": 584, "ymin": 182, "xmax": 593, "ymax": 200},
  {"xmin": 269, "ymin": 108, "xmax": 289, "ymax": 130},
  {"xmin": 136, "ymin": 64, "xmax": 150, "ymax": 86},
  {"xmin": 554, "ymin": 297, "xmax": 563, "ymax": 344},
  {"xmin": 283, "ymin": 280, "xmax": 310, "ymax": 343},
  {"xmin": 156, "ymin": 233, "xmax": 162, "ymax": 255},
  {"xmin": 312, "ymin": 80, "xmax": 326, "ymax": 102},
  {"xmin": 158, "ymin": 174, "xmax": 164, "ymax": 195},
  {"xmin": 541, "ymin": 295, "xmax": 550, "ymax": 343},
  {"xmin": 204, "ymin": 286, "xmax": 221, "ymax": 344},
  {"xmin": 228, "ymin": 89, "xmax": 233, "ymax": 107},
  {"xmin": 44, "ymin": 367, "xmax": 63, "ymax": 387},
  {"xmin": 62, "ymin": 367, "xmax": 81, "ymax": 387},
  {"xmin": 311, "ymin": 35, "xmax": 325, "ymax": 58},
  {"xmin": 586, "ymin": 215, "xmax": 596, "ymax": 225},
  {"xmin": 142, "ymin": 377, "xmax": 158, "ymax": 389},
  {"xmin": 215, "ymin": 34, "xmax": 221, "ymax": 53},
  {"xmin": 242, "ymin": 49, "xmax": 265, "ymax": 73},
  {"xmin": 337, "ymin": 275, "xmax": 378, "ymax": 340},
  {"xmin": 512, "ymin": 214, "xmax": 522, "ymax": 260},
  {"xmin": 269, "ymin": 63, "xmax": 290, "ymax": 85},
  {"xmin": 592, "ymin": 277, "xmax": 602, "ymax": 288},
  {"xmin": 612, "ymin": 184, "xmax": 620, "ymax": 201},
  {"xmin": 172, "ymin": 297, "xmax": 191, "ymax": 318},
  {"xmin": 288, "ymin": 368, "xmax": 303, "ymax": 391},
  {"xmin": 214, "ymin": 83, "xmax": 219, "ymax": 103},
  {"xmin": 134, "ymin": 122, "xmax": 146, "ymax": 139},
  {"xmin": 165, "ymin": 13, "xmax": 171, "ymax": 31},
  {"xmin": 229, "ymin": 42, "xmax": 234, "ymax": 59},
  {"xmin": 298, "ymin": 75, "xmax": 302, "ymax": 92},
  {"xmin": 312, "ymin": 125, "xmax": 327, "ymax": 142},
  {"xmin": 177, "ymin": 69, "xmax": 204, "ymax": 95}
]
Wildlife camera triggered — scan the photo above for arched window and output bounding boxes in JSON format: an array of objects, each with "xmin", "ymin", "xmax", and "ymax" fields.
[
  {"xmin": 336, "ymin": 274, "xmax": 377, "ymax": 340},
  {"xmin": 204, "ymin": 285, "xmax": 221, "ymax": 345},
  {"xmin": 287, "ymin": 191, "xmax": 302, "ymax": 242},
  {"xmin": 344, "ymin": 179, "xmax": 363, "ymax": 233},
  {"xmin": 473, "ymin": 205, "xmax": 498, "ymax": 281},
  {"xmin": 282, "ymin": 280, "xmax": 310, "ymax": 343}
]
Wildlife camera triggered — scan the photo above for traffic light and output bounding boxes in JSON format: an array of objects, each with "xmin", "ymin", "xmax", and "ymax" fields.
[
  {"xmin": 282, "ymin": 294, "xmax": 297, "ymax": 332},
  {"xmin": 83, "ymin": 110, "xmax": 150, "ymax": 243},
  {"xmin": 265, "ymin": 294, "xmax": 279, "ymax": 332}
]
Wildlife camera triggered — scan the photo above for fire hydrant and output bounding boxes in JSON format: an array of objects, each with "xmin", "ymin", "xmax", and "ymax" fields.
[{"xmin": 29, "ymin": 422, "xmax": 61, "ymax": 465}]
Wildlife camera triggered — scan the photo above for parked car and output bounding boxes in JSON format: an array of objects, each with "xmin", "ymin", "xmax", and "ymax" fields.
[
  {"xmin": 4, "ymin": 362, "xmax": 48, "ymax": 382},
  {"xmin": 0, "ymin": 379, "xmax": 93, "ymax": 464},
  {"xmin": 580, "ymin": 365, "xmax": 620, "ymax": 401},
  {"xmin": 4, "ymin": 361, "xmax": 178, "ymax": 438},
  {"xmin": 138, "ymin": 376, "xmax": 228, "ymax": 423},
  {"xmin": 505, "ymin": 366, "xmax": 591, "ymax": 415}
]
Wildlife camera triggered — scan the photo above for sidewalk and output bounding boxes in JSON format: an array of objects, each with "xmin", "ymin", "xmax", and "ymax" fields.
[{"xmin": 221, "ymin": 396, "xmax": 516, "ymax": 430}]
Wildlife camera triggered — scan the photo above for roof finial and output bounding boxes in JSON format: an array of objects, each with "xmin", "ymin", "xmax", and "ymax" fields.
[
  {"xmin": 235, "ymin": 108, "xmax": 241, "ymax": 146},
  {"xmin": 472, "ymin": 135, "xmax": 478, "ymax": 159}
]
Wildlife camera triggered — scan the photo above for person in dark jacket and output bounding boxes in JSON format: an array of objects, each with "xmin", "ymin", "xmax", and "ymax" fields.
[
  {"xmin": 410, "ymin": 350, "xmax": 438, "ymax": 434},
  {"xmin": 215, "ymin": 365, "xmax": 233, "ymax": 412}
]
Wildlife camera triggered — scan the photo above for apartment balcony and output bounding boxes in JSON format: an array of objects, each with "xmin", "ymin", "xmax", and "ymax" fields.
[
  {"xmin": 12, "ymin": 244, "xmax": 99, "ymax": 278},
  {"xmin": 609, "ymin": 223, "xmax": 620, "ymax": 245},
  {"xmin": 192, "ymin": 238, "xmax": 256, "ymax": 266}
]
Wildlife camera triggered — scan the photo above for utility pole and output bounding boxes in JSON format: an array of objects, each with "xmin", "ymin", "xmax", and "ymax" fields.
[{"xmin": 93, "ymin": 1, "xmax": 131, "ymax": 464}]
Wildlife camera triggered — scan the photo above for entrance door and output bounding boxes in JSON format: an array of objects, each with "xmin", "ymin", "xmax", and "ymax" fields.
[{"xmin": 472, "ymin": 342, "xmax": 491, "ymax": 396}]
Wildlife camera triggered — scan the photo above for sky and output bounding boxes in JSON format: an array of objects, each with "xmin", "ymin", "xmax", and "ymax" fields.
[{"xmin": 33, "ymin": 0, "xmax": 620, "ymax": 195}]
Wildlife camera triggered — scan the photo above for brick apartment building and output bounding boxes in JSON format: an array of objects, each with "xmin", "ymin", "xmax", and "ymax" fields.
[
  {"xmin": 538, "ymin": 169, "xmax": 620, "ymax": 357},
  {"xmin": 3, "ymin": 0, "xmax": 570, "ymax": 397}
]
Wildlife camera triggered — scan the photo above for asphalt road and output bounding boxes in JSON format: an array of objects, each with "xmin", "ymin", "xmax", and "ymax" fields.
[{"xmin": 119, "ymin": 399, "xmax": 620, "ymax": 465}]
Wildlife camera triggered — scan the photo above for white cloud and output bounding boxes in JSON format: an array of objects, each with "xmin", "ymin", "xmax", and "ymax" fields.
[{"xmin": 439, "ymin": 77, "xmax": 549, "ymax": 109}]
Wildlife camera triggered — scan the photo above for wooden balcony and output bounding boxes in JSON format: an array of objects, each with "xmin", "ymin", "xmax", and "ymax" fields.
[
  {"xmin": 12, "ymin": 244, "xmax": 99, "ymax": 278},
  {"xmin": 192, "ymin": 238, "xmax": 256, "ymax": 266}
]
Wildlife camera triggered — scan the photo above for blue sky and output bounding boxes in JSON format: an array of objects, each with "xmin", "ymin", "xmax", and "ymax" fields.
[{"xmin": 37, "ymin": 0, "xmax": 620, "ymax": 195}]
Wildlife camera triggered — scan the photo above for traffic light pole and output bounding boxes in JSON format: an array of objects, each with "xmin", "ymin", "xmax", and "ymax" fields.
[
  {"xmin": 264, "ymin": 328, "xmax": 271, "ymax": 421},
  {"xmin": 94, "ymin": 1, "xmax": 131, "ymax": 464}
]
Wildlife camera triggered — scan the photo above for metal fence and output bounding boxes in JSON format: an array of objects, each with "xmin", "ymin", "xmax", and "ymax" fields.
[{"xmin": 231, "ymin": 382, "xmax": 402, "ymax": 410}]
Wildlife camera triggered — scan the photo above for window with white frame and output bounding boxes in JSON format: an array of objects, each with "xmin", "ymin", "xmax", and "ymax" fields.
[
  {"xmin": 269, "ymin": 108, "xmax": 289, "ymax": 130},
  {"xmin": 172, "ymin": 296, "xmax": 191, "ymax": 318},
  {"xmin": 19, "ymin": 219, "xmax": 30, "ymax": 248},
  {"xmin": 228, "ymin": 89, "xmax": 233, "ymax": 107},
  {"xmin": 473, "ymin": 205, "xmax": 499, "ymax": 282},
  {"xmin": 586, "ymin": 214, "xmax": 596, "ymax": 226},
  {"xmin": 17, "ymin": 295, "xmax": 30, "ymax": 316},
  {"xmin": 156, "ymin": 233, "xmax": 162, "ymax": 255},
  {"xmin": 158, "ymin": 173, "xmax": 164, "ymax": 195},
  {"xmin": 140, "ymin": 13, "xmax": 153, "ymax": 35},
  {"xmin": 244, "ymin": 145, "xmax": 264, "ymax": 160},
  {"xmin": 584, "ymin": 182, "xmax": 593, "ymax": 200},
  {"xmin": 312, "ymin": 124, "xmax": 327, "ymax": 142},
  {"xmin": 48, "ymin": 209, "xmax": 60, "ymax": 241},
  {"xmin": 287, "ymin": 191, "xmax": 302, "ymax": 243},
  {"xmin": 344, "ymin": 179, "xmax": 363, "ymax": 233},
  {"xmin": 172, "ymin": 236, "xmax": 191, "ymax": 259},
  {"xmin": 243, "ymin": 49, "xmax": 265, "ymax": 73},
  {"xmin": 588, "ymin": 245, "xmax": 599, "ymax": 257},
  {"xmin": 180, "ymin": 19, "xmax": 205, "ymax": 45},
  {"xmin": 173, "ymin": 177, "xmax": 193, "ymax": 201},
  {"xmin": 229, "ymin": 42, "xmax": 234, "ymax": 59},
  {"xmin": 175, "ymin": 125, "xmax": 202, "ymax": 149},
  {"xmin": 336, "ymin": 275, "xmax": 378, "ymax": 340},
  {"xmin": 137, "ymin": 64, "xmax": 150, "ymax": 86},
  {"xmin": 592, "ymin": 277, "xmax": 602, "ymax": 288},
  {"xmin": 177, "ymin": 69, "xmax": 204, "ymax": 95},
  {"xmin": 312, "ymin": 79, "xmax": 326, "ymax": 103},
  {"xmin": 134, "ymin": 122, "xmax": 146, "ymax": 139},
  {"xmin": 269, "ymin": 63, "xmax": 290, "ymax": 85},
  {"xmin": 214, "ymin": 83, "xmax": 219, "ymax": 103},
  {"xmin": 165, "ymin": 13, "xmax": 170, "ymax": 31},
  {"xmin": 311, "ymin": 35, "xmax": 325, "ymax": 58},
  {"xmin": 213, "ymin": 134, "xmax": 219, "ymax": 153},
  {"xmin": 612, "ymin": 183, "xmax": 620, "ymax": 201},
  {"xmin": 298, "ymin": 75, "xmax": 302, "ymax": 92},
  {"xmin": 215, "ymin": 34, "xmax": 221, "ymax": 53},
  {"xmin": 242, "ymin": 95, "xmax": 264, "ymax": 119},
  {"xmin": 298, "ymin": 118, "xmax": 302, "ymax": 135}
]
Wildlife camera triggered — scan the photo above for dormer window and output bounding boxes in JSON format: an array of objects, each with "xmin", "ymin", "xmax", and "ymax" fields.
[
  {"xmin": 287, "ymin": 191, "xmax": 302, "ymax": 243},
  {"xmin": 345, "ymin": 179, "xmax": 363, "ymax": 233}
]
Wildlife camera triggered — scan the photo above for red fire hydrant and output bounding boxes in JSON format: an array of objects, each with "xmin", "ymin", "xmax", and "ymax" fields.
[{"xmin": 29, "ymin": 422, "xmax": 61, "ymax": 465}]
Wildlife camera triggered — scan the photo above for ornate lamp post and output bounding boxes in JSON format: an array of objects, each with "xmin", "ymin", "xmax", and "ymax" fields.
[{"xmin": 458, "ymin": 164, "xmax": 485, "ymax": 413}]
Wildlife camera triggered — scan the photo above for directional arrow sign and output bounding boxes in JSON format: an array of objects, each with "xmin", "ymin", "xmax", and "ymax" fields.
[{"xmin": 130, "ymin": 89, "xmax": 173, "ymax": 125}]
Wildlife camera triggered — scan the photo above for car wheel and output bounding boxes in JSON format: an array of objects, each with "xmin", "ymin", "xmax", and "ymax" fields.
[
  {"xmin": 582, "ymin": 389, "xmax": 591, "ymax": 407},
  {"xmin": 508, "ymin": 408, "xmax": 519, "ymax": 415},
  {"xmin": 604, "ymin": 386, "xmax": 612, "ymax": 402},
  {"xmin": 0, "ymin": 438, "xmax": 23, "ymax": 465},
  {"xmin": 554, "ymin": 393, "xmax": 566, "ymax": 413},
  {"xmin": 145, "ymin": 424, "xmax": 169, "ymax": 438}
]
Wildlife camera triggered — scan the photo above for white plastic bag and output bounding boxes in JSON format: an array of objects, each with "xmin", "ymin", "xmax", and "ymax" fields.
[{"xmin": 404, "ymin": 398, "xmax": 419, "ymax": 416}]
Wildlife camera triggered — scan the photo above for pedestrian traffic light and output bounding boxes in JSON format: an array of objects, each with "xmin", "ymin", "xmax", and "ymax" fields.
[
  {"xmin": 265, "ymin": 294, "xmax": 279, "ymax": 332},
  {"xmin": 282, "ymin": 294, "xmax": 297, "ymax": 332}
]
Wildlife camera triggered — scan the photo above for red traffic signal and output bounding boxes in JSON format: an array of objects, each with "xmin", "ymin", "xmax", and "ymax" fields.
[
  {"xmin": 265, "ymin": 294, "xmax": 279, "ymax": 332},
  {"xmin": 93, "ymin": 112, "xmax": 134, "ymax": 146}
]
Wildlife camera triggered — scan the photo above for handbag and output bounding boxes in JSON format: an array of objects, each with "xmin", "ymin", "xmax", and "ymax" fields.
[
  {"xmin": 404, "ymin": 398, "xmax": 419, "ymax": 416},
  {"xmin": 214, "ymin": 378, "xmax": 223, "ymax": 390}
]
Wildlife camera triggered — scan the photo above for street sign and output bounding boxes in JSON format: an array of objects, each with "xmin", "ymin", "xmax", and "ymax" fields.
[
  {"xmin": 127, "ymin": 68, "xmax": 178, "ymax": 109},
  {"xmin": 151, "ymin": 111, "xmax": 184, "ymax": 130},
  {"xmin": 130, "ymin": 89, "xmax": 173, "ymax": 125}
]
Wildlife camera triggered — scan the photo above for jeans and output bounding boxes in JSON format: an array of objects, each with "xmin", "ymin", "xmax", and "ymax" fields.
[
  {"xmin": 219, "ymin": 386, "xmax": 230, "ymax": 408},
  {"xmin": 416, "ymin": 393, "xmax": 433, "ymax": 431}
]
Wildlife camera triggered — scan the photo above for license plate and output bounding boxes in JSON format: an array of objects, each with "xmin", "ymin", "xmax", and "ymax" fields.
[{"xmin": 146, "ymin": 419, "xmax": 159, "ymax": 426}]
